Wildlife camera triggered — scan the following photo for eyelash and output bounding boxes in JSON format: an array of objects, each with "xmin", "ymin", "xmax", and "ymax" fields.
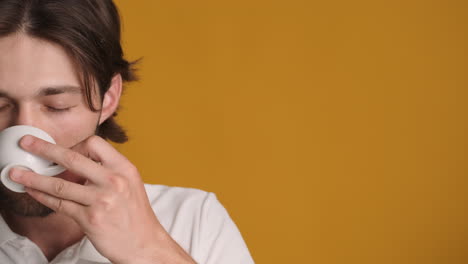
[
  {"xmin": 0, "ymin": 105, "xmax": 73, "ymax": 113},
  {"xmin": 46, "ymin": 106, "xmax": 72, "ymax": 113}
]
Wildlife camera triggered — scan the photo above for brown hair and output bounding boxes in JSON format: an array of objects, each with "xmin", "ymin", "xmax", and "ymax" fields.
[{"xmin": 0, "ymin": 0, "xmax": 137, "ymax": 143}]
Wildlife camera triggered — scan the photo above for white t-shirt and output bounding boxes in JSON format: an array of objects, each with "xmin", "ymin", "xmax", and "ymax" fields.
[{"xmin": 0, "ymin": 184, "xmax": 255, "ymax": 264}]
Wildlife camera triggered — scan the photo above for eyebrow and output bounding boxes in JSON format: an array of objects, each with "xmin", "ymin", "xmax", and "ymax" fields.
[
  {"xmin": 37, "ymin": 86, "xmax": 83, "ymax": 97},
  {"xmin": 0, "ymin": 86, "xmax": 82, "ymax": 99}
]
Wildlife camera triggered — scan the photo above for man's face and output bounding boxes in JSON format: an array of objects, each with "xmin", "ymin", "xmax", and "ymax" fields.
[{"xmin": 0, "ymin": 33, "xmax": 103, "ymax": 217}]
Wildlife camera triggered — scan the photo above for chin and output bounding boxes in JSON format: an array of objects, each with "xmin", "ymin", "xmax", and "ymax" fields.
[
  {"xmin": 0, "ymin": 183, "xmax": 54, "ymax": 217},
  {"xmin": 0, "ymin": 170, "xmax": 86, "ymax": 217},
  {"xmin": 0, "ymin": 170, "xmax": 85, "ymax": 218}
]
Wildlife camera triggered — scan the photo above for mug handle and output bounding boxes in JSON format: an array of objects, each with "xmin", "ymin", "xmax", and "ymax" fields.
[
  {"xmin": 36, "ymin": 164, "xmax": 66, "ymax": 177},
  {"xmin": 0, "ymin": 164, "xmax": 32, "ymax": 193},
  {"xmin": 0, "ymin": 163, "xmax": 66, "ymax": 193}
]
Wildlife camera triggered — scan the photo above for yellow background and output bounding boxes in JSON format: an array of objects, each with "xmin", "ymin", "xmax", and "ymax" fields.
[{"xmin": 113, "ymin": 0, "xmax": 467, "ymax": 263}]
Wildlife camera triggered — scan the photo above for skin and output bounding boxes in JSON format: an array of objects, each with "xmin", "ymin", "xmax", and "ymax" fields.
[{"xmin": 0, "ymin": 33, "xmax": 196, "ymax": 264}]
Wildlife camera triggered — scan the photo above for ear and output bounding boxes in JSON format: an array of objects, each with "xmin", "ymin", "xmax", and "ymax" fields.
[{"xmin": 98, "ymin": 74, "xmax": 122, "ymax": 125}]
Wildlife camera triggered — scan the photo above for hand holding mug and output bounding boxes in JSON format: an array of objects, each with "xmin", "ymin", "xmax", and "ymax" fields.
[{"xmin": 0, "ymin": 125, "xmax": 65, "ymax": 192}]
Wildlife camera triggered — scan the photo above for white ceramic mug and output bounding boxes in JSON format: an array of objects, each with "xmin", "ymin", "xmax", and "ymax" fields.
[{"xmin": 0, "ymin": 125, "xmax": 65, "ymax": 193}]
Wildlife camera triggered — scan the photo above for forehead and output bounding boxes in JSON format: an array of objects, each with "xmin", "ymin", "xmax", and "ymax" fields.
[{"xmin": 0, "ymin": 33, "xmax": 82, "ymax": 98}]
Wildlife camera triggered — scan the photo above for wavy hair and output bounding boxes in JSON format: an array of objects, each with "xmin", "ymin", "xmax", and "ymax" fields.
[{"xmin": 0, "ymin": 0, "xmax": 138, "ymax": 143}]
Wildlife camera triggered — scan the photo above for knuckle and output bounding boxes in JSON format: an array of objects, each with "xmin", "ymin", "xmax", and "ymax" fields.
[
  {"xmin": 63, "ymin": 151, "xmax": 80, "ymax": 167},
  {"xmin": 54, "ymin": 198, "xmax": 63, "ymax": 213},
  {"xmin": 54, "ymin": 180, "xmax": 67, "ymax": 196},
  {"xmin": 108, "ymin": 175, "xmax": 128, "ymax": 193},
  {"xmin": 129, "ymin": 164, "xmax": 139, "ymax": 174},
  {"xmin": 126, "ymin": 164, "xmax": 139, "ymax": 178},
  {"xmin": 96, "ymin": 194, "xmax": 114, "ymax": 210},
  {"xmin": 86, "ymin": 135, "xmax": 102, "ymax": 147},
  {"xmin": 87, "ymin": 209, "xmax": 103, "ymax": 226}
]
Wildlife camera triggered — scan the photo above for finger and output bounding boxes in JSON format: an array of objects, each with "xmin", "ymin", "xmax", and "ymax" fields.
[
  {"xmin": 25, "ymin": 187, "xmax": 87, "ymax": 223},
  {"xmin": 70, "ymin": 135, "xmax": 134, "ymax": 173},
  {"xmin": 19, "ymin": 135, "xmax": 109, "ymax": 185},
  {"xmin": 9, "ymin": 168, "xmax": 96, "ymax": 206}
]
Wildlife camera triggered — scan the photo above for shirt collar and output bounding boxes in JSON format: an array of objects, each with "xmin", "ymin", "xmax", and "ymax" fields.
[
  {"xmin": 0, "ymin": 214, "xmax": 20, "ymax": 246},
  {"xmin": 0, "ymin": 213, "xmax": 109, "ymax": 263}
]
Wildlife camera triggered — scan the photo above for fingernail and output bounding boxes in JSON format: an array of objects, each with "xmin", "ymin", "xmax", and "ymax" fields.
[
  {"xmin": 9, "ymin": 168, "xmax": 23, "ymax": 180},
  {"xmin": 20, "ymin": 135, "xmax": 34, "ymax": 148}
]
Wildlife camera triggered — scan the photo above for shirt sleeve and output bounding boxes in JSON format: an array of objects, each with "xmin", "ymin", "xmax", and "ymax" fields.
[{"xmin": 195, "ymin": 192, "xmax": 255, "ymax": 264}]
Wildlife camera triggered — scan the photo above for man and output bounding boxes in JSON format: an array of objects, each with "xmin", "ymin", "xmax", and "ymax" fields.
[{"xmin": 0, "ymin": 0, "xmax": 254, "ymax": 263}]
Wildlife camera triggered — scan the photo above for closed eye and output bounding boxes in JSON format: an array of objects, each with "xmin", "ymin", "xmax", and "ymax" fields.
[
  {"xmin": 46, "ymin": 106, "xmax": 74, "ymax": 113},
  {"xmin": 0, "ymin": 103, "xmax": 12, "ymax": 111}
]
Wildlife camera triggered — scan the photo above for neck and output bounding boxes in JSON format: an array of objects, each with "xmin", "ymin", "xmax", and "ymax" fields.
[{"xmin": 2, "ymin": 210, "xmax": 85, "ymax": 261}]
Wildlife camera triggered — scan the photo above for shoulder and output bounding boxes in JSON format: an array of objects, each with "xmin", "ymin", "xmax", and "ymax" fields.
[
  {"xmin": 141, "ymin": 184, "xmax": 221, "ymax": 253},
  {"xmin": 143, "ymin": 183, "xmax": 211, "ymax": 201},
  {"xmin": 142, "ymin": 184, "xmax": 223, "ymax": 229},
  {"xmin": 143, "ymin": 183, "xmax": 216, "ymax": 210},
  {"xmin": 142, "ymin": 184, "xmax": 254, "ymax": 263}
]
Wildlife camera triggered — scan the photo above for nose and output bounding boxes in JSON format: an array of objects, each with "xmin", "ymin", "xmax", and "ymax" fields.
[{"xmin": 10, "ymin": 104, "xmax": 39, "ymax": 128}]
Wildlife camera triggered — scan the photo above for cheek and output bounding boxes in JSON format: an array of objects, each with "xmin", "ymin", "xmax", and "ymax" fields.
[{"xmin": 49, "ymin": 110, "xmax": 101, "ymax": 148}]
